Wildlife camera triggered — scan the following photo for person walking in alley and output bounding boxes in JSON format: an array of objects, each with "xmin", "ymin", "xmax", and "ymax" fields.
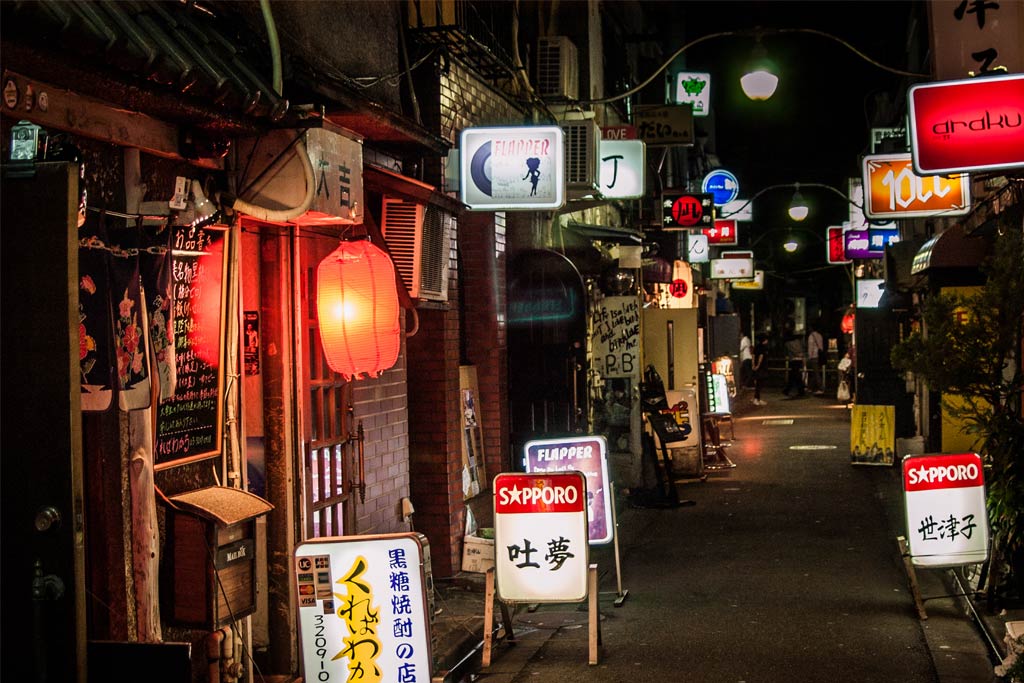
[
  {"xmin": 751, "ymin": 333, "xmax": 769, "ymax": 405},
  {"xmin": 739, "ymin": 330, "xmax": 753, "ymax": 388},
  {"xmin": 782, "ymin": 328, "xmax": 806, "ymax": 397},
  {"xmin": 806, "ymin": 324, "xmax": 824, "ymax": 395}
]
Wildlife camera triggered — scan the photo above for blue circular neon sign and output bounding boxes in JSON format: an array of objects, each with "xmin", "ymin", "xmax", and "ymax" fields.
[{"xmin": 702, "ymin": 169, "xmax": 740, "ymax": 206}]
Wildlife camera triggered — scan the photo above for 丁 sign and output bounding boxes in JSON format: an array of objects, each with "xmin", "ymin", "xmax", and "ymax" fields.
[
  {"xmin": 902, "ymin": 453, "xmax": 989, "ymax": 568},
  {"xmin": 493, "ymin": 472, "xmax": 589, "ymax": 602}
]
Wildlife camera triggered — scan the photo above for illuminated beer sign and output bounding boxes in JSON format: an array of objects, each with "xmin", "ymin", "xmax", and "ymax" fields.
[
  {"xmin": 902, "ymin": 453, "xmax": 990, "ymax": 568},
  {"xmin": 908, "ymin": 73, "xmax": 1024, "ymax": 175}
]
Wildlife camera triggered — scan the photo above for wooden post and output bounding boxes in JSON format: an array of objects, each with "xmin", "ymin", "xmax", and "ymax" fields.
[
  {"xmin": 897, "ymin": 536, "xmax": 928, "ymax": 620},
  {"xmin": 483, "ymin": 567, "xmax": 496, "ymax": 667},
  {"xmin": 588, "ymin": 564, "xmax": 600, "ymax": 665}
]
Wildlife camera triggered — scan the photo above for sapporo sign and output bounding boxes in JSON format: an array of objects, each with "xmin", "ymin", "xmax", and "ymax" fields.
[
  {"xmin": 908, "ymin": 73, "xmax": 1024, "ymax": 175},
  {"xmin": 862, "ymin": 153, "xmax": 970, "ymax": 220},
  {"xmin": 460, "ymin": 126, "xmax": 565, "ymax": 210},
  {"xmin": 293, "ymin": 534, "xmax": 432, "ymax": 682},
  {"xmin": 494, "ymin": 471, "xmax": 589, "ymax": 603},
  {"xmin": 524, "ymin": 436, "xmax": 614, "ymax": 545},
  {"xmin": 902, "ymin": 453, "xmax": 989, "ymax": 568}
]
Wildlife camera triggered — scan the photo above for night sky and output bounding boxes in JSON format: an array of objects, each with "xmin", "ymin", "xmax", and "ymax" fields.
[{"xmin": 659, "ymin": 0, "xmax": 924, "ymax": 233}]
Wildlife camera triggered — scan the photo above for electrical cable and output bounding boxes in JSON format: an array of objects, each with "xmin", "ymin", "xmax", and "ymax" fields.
[{"xmin": 578, "ymin": 27, "xmax": 930, "ymax": 107}]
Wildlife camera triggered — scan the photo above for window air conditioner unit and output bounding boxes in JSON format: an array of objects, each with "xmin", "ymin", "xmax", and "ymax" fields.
[
  {"xmin": 381, "ymin": 197, "xmax": 451, "ymax": 302},
  {"xmin": 536, "ymin": 36, "xmax": 579, "ymax": 100},
  {"xmin": 561, "ymin": 119, "xmax": 600, "ymax": 192}
]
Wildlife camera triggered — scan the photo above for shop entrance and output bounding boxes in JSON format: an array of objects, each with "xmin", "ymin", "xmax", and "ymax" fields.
[{"xmin": 508, "ymin": 249, "xmax": 588, "ymax": 469}]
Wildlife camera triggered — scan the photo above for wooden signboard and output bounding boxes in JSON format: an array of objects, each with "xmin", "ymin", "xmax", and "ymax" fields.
[
  {"xmin": 459, "ymin": 365, "xmax": 487, "ymax": 499},
  {"xmin": 155, "ymin": 224, "xmax": 229, "ymax": 469}
]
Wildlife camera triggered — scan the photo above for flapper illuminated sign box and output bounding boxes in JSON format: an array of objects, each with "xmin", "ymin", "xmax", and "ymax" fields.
[
  {"xmin": 861, "ymin": 153, "xmax": 970, "ymax": 220},
  {"xmin": 908, "ymin": 73, "xmax": 1024, "ymax": 175},
  {"xmin": 460, "ymin": 126, "xmax": 565, "ymax": 210}
]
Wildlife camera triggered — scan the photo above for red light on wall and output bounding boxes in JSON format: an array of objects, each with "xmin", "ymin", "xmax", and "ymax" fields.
[
  {"xmin": 316, "ymin": 239, "xmax": 401, "ymax": 380},
  {"xmin": 908, "ymin": 73, "xmax": 1024, "ymax": 175}
]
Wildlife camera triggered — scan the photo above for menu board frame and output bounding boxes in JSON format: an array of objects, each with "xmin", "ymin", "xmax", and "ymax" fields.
[{"xmin": 154, "ymin": 223, "xmax": 229, "ymax": 470}]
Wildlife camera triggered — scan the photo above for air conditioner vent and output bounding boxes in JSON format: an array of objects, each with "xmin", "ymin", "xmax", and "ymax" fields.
[
  {"xmin": 561, "ymin": 119, "xmax": 599, "ymax": 191},
  {"xmin": 381, "ymin": 197, "xmax": 450, "ymax": 302},
  {"xmin": 536, "ymin": 36, "xmax": 579, "ymax": 100}
]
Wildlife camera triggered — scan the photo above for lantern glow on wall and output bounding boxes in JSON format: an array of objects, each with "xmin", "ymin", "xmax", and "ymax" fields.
[{"xmin": 316, "ymin": 239, "xmax": 401, "ymax": 380}]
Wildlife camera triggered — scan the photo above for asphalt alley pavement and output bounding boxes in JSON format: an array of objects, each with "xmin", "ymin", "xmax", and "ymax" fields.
[{"xmin": 431, "ymin": 391, "xmax": 1012, "ymax": 683}]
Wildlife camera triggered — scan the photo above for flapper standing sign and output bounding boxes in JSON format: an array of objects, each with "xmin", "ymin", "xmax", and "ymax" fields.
[
  {"xmin": 293, "ymin": 534, "xmax": 432, "ymax": 683},
  {"xmin": 494, "ymin": 471, "xmax": 589, "ymax": 603},
  {"xmin": 524, "ymin": 436, "xmax": 614, "ymax": 545},
  {"xmin": 459, "ymin": 126, "xmax": 565, "ymax": 210},
  {"xmin": 902, "ymin": 453, "xmax": 989, "ymax": 568}
]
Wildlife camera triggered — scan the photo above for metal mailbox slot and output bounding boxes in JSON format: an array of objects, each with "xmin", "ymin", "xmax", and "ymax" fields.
[{"xmin": 163, "ymin": 486, "xmax": 273, "ymax": 629}]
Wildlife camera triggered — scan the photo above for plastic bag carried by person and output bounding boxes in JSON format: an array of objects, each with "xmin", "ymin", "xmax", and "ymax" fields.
[{"xmin": 837, "ymin": 379, "xmax": 851, "ymax": 402}]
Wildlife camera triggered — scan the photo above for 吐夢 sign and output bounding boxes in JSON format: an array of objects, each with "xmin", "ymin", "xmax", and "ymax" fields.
[
  {"xmin": 493, "ymin": 471, "xmax": 589, "ymax": 603},
  {"xmin": 460, "ymin": 126, "xmax": 565, "ymax": 210},
  {"xmin": 908, "ymin": 73, "xmax": 1024, "ymax": 175},
  {"xmin": 902, "ymin": 452, "xmax": 989, "ymax": 568}
]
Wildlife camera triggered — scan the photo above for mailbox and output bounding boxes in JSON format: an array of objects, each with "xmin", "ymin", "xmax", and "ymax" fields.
[{"xmin": 163, "ymin": 486, "xmax": 273, "ymax": 629}]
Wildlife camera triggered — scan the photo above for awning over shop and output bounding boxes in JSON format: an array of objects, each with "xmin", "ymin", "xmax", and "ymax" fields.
[
  {"xmin": 363, "ymin": 164, "xmax": 465, "ymax": 214},
  {"xmin": 564, "ymin": 223, "xmax": 643, "ymax": 245},
  {"xmin": 910, "ymin": 224, "xmax": 990, "ymax": 276}
]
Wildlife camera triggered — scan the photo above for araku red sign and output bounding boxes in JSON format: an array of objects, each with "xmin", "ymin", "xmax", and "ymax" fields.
[{"xmin": 908, "ymin": 73, "xmax": 1024, "ymax": 175}]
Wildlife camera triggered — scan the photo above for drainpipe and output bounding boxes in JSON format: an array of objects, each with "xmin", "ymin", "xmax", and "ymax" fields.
[
  {"xmin": 208, "ymin": 627, "xmax": 243, "ymax": 683},
  {"xmin": 207, "ymin": 629, "xmax": 225, "ymax": 683}
]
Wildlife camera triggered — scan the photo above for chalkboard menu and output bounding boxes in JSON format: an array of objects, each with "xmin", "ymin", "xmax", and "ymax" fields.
[{"xmin": 155, "ymin": 224, "xmax": 228, "ymax": 469}]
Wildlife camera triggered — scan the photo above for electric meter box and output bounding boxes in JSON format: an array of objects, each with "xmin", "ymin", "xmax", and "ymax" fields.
[{"xmin": 162, "ymin": 486, "xmax": 273, "ymax": 629}]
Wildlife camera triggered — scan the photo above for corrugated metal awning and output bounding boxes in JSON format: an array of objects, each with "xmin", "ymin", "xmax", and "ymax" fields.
[
  {"xmin": 564, "ymin": 222, "xmax": 643, "ymax": 245},
  {"xmin": 910, "ymin": 224, "xmax": 989, "ymax": 275}
]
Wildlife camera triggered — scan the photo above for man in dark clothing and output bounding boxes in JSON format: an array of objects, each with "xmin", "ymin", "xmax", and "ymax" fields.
[{"xmin": 782, "ymin": 332, "xmax": 806, "ymax": 397}]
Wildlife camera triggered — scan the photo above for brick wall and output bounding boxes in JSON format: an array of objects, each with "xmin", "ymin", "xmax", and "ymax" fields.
[
  {"xmin": 403, "ymin": 59, "xmax": 524, "ymax": 577},
  {"xmin": 406, "ymin": 292, "xmax": 464, "ymax": 576},
  {"xmin": 459, "ymin": 211, "xmax": 509, "ymax": 479},
  {"xmin": 350, "ymin": 330, "xmax": 411, "ymax": 536}
]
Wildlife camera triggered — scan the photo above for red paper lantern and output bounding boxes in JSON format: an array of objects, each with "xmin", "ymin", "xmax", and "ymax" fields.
[{"xmin": 316, "ymin": 239, "xmax": 401, "ymax": 380}]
